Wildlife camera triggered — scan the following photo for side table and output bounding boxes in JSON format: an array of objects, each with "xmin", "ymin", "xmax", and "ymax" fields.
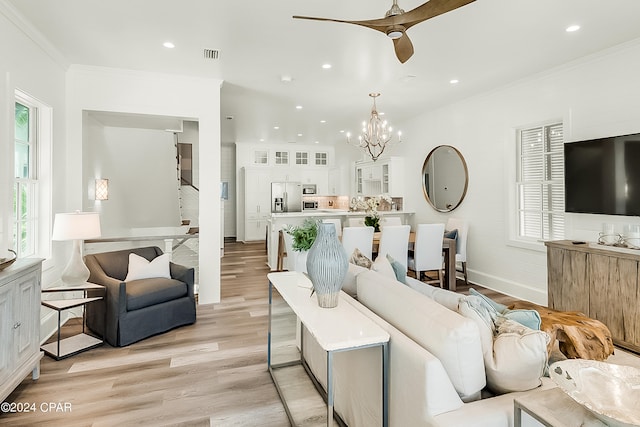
[
  {"xmin": 514, "ymin": 387, "xmax": 607, "ymax": 427},
  {"xmin": 41, "ymin": 282, "xmax": 105, "ymax": 360}
]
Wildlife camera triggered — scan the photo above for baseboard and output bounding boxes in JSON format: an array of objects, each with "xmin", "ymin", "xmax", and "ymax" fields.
[{"xmin": 467, "ymin": 269, "xmax": 547, "ymax": 305}]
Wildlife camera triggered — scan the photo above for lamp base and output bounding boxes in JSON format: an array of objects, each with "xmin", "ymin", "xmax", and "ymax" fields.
[{"xmin": 61, "ymin": 239, "xmax": 90, "ymax": 285}]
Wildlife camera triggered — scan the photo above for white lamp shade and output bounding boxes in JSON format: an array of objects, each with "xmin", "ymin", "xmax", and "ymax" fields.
[{"xmin": 52, "ymin": 212, "xmax": 102, "ymax": 241}]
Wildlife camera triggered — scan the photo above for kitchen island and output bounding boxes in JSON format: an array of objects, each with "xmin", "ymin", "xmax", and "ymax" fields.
[{"xmin": 267, "ymin": 210, "xmax": 415, "ymax": 270}]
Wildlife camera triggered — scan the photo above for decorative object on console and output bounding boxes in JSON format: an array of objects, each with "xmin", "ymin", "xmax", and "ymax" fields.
[
  {"xmin": 306, "ymin": 222, "xmax": 348, "ymax": 308},
  {"xmin": 622, "ymin": 223, "xmax": 640, "ymax": 248},
  {"xmin": 0, "ymin": 249, "xmax": 17, "ymax": 271},
  {"xmin": 550, "ymin": 359, "xmax": 640, "ymax": 427},
  {"xmin": 346, "ymin": 93, "xmax": 401, "ymax": 161},
  {"xmin": 52, "ymin": 211, "xmax": 101, "ymax": 285}
]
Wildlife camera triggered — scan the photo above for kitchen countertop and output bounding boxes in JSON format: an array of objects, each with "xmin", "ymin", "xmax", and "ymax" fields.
[{"xmin": 271, "ymin": 210, "xmax": 414, "ymax": 218}]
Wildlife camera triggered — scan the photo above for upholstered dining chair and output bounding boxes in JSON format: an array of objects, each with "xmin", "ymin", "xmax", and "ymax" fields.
[
  {"xmin": 408, "ymin": 223, "xmax": 446, "ymax": 287},
  {"xmin": 322, "ymin": 218, "xmax": 343, "ymax": 237},
  {"xmin": 377, "ymin": 225, "xmax": 411, "ymax": 270},
  {"xmin": 341, "ymin": 226, "xmax": 375, "ymax": 260},
  {"xmin": 446, "ymin": 217, "xmax": 469, "ymax": 284}
]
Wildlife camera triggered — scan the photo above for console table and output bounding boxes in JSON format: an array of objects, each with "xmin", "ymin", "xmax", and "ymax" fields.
[
  {"xmin": 545, "ymin": 240, "xmax": 640, "ymax": 353},
  {"xmin": 267, "ymin": 271, "xmax": 390, "ymax": 427}
]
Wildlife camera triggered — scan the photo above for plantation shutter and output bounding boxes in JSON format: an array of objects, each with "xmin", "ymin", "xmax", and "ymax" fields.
[{"xmin": 517, "ymin": 123, "xmax": 564, "ymax": 241}]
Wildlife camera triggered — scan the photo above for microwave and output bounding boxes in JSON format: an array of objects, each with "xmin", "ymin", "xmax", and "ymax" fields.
[
  {"xmin": 302, "ymin": 184, "xmax": 317, "ymax": 195},
  {"xmin": 303, "ymin": 201, "xmax": 318, "ymax": 210}
]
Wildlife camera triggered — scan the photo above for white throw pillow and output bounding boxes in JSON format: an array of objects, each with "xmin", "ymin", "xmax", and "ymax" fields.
[
  {"xmin": 125, "ymin": 253, "xmax": 171, "ymax": 281},
  {"xmin": 458, "ymin": 296, "xmax": 549, "ymax": 394},
  {"xmin": 372, "ymin": 254, "xmax": 397, "ymax": 281}
]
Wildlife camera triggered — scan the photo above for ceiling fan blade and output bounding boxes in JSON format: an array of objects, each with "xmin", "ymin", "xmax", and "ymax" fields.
[
  {"xmin": 293, "ymin": 15, "xmax": 389, "ymax": 34},
  {"xmin": 393, "ymin": 33, "xmax": 414, "ymax": 63},
  {"xmin": 398, "ymin": 0, "xmax": 476, "ymax": 30}
]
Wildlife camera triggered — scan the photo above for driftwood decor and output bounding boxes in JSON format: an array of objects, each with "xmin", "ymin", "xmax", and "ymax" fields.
[{"xmin": 509, "ymin": 300, "xmax": 614, "ymax": 361}]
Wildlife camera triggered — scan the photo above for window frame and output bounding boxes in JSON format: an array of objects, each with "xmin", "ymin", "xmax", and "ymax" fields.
[{"xmin": 513, "ymin": 121, "xmax": 565, "ymax": 248}]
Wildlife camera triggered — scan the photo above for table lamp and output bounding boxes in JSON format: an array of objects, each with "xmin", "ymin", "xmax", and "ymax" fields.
[{"xmin": 52, "ymin": 211, "xmax": 101, "ymax": 285}]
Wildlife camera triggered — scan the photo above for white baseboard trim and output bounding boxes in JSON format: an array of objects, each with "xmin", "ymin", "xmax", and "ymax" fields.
[{"xmin": 467, "ymin": 269, "xmax": 547, "ymax": 306}]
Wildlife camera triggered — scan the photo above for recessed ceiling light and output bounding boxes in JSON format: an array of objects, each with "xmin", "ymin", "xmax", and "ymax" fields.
[
  {"xmin": 566, "ymin": 25, "xmax": 580, "ymax": 32},
  {"xmin": 259, "ymin": 138, "xmax": 265, "ymax": 142},
  {"xmin": 296, "ymin": 105, "xmax": 303, "ymax": 110},
  {"xmin": 163, "ymin": 42, "xmax": 175, "ymax": 49},
  {"xmin": 450, "ymin": 79, "xmax": 459, "ymax": 84},
  {"xmin": 297, "ymin": 133, "xmax": 303, "ymax": 137},
  {"xmin": 315, "ymin": 141, "xmax": 320, "ymax": 144},
  {"xmin": 339, "ymin": 130, "xmax": 345, "ymax": 133},
  {"xmin": 322, "ymin": 63, "xmax": 332, "ymax": 70},
  {"xmin": 320, "ymin": 120, "xmax": 326, "ymax": 124},
  {"xmin": 273, "ymin": 126, "xmax": 279, "ymax": 130}
]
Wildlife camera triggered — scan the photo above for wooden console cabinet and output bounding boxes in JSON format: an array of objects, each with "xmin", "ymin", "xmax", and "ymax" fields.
[
  {"xmin": 0, "ymin": 258, "xmax": 44, "ymax": 402},
  {"xmin": 545, "ymin": 240, "xmax": 640, "ymax": 353}
]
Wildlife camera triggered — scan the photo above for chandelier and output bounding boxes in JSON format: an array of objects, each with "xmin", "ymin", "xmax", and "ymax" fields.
[{"xmin": 347, "ymin": 93, "xmax": 402, "ymax": 161}]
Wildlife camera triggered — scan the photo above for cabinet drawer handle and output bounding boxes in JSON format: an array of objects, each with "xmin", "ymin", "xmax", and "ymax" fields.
[{"xmin": 13, "ymin": 322, "xmax": 21, "ymax": 329}]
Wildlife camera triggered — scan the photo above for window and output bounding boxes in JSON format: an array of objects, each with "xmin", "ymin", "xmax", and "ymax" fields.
[
  {"xmin": 13, "ymin": 98, "xmax": 38, "ymax": 257},
  {"xmin": 254, "ymin": 150, "xmax": 268, "ymax": 164},
  {"xmin": 275, "ymin": 151, "xmax": 289, "ymax": 165},
  {"xmin": 516, "ymin": 122, "xmax": 564, "ymax": 242},
  {"xmin": 295, "ymin": 151, "xmax": 308, "ymax": 165},
  {"xmin": 315, "ymin": 152, "xmax": 328, "ymax": 166}
]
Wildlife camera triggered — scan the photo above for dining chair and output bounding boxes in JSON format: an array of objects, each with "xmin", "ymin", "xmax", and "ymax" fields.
[
  {"xmin": 377, "ymin": 225, "xmax": 411, "ymax": 270},
  {"xmin": 446, "ymin": 217, "xmax": 469, "ymax": 284},
  {"xmin": 408, "ymin": 223, "xmax": 446, "ymax": 287},
  {"xmin": 380, "ymin": 216, "xmax": 402, "ymax": 229},
  {"xmin": 342, "ymin": 226, "xmax": 375, "ymax": 260},
  {"xmin": 347, "ymin": 217, "xmax": 365, "ymax": 227},
  {"xmin": 280, "ymin": 225, "xmax": 296, "ymax": 271},
  {"xmin": 323, "ymin": 218, "xmax": 343, "ymax": 237}
]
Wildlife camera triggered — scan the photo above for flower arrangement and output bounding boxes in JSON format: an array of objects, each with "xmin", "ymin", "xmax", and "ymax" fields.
[{"xmin": 351, "ymin": 194, "xmax": 392, "ymax": 231}]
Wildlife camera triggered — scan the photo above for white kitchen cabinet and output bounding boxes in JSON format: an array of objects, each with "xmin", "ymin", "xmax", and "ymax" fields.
[
  {"xmin": 355, "ymin": 157, "xmax": 404, "ymax": 197},
  {"xmin": 0, "ymin": 259, "xmax": 43, "ymax": 403},
  {"xmin": 243, "ymin": 168, "xmax": 272, "ymax": 241}
]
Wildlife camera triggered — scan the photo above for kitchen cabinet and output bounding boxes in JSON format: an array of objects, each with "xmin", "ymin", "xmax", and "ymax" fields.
[
  {"xmin": 355, "ymin": 157, "xmax": 404, "ymax": 197},
  {"xmin": 243, "ymin": 168, "xmax": 272, "ymax": 241},
  {"xmin": 0, "ymin": 259, "xmax": 43, "ymax": 403}
]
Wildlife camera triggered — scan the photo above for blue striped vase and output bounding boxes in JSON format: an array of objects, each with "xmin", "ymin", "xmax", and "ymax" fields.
[{"xmin": 306, "ymin": 222, "xmax": 348, "ymax": 308}]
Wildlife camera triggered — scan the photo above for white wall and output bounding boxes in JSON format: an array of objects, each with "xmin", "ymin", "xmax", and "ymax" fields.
[
  {"xmin": 83, "ymin": 120, "xmax": 181, "ymax": 232},
  {"xmin": 66, "ymin": 65, "xmax": 223, "ymax": 304},
  {"xmin": 395, "ymin": 39, "xmax": 640, "ymax": 304}
]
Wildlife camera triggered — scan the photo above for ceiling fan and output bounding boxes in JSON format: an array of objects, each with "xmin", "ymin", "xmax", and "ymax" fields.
[{"xmin": 293, "ymin": 0, "xmax": 476, "ymax": 63}]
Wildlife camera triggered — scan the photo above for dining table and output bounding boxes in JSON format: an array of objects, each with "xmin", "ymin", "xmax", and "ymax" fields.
[{"xmin": 373, "ymin": 232, "xmax": 458, "ymax": 291}]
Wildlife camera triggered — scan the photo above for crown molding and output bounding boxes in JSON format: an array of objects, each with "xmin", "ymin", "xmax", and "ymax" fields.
[{"xmin": 0, "ymin": 0, "xmax": 69, "ymax": 71}]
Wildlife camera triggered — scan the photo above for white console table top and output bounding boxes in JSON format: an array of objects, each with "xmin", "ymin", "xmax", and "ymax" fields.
[{"xmin": 267, "ymin": 271, "xmax": 389, "ymax": 351}]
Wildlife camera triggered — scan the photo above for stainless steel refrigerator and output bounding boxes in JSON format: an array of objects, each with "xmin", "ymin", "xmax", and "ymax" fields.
[{"xmin": 271, "ymin": 182, "xmax": 302, "ymax": 212}]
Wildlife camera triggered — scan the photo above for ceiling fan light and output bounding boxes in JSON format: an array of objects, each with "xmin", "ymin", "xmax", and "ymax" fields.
[{"xmin": 387, "ymin": 28, "xmax": 404, "ymax": 39}]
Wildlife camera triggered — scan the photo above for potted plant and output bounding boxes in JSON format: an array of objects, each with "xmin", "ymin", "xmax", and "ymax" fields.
[
  {"xmin": 352, "ymin": 194, "xmax": 392, "ymax": 232},
  {"xmin": 285, "ymin": 219, "xmax": 318, "ymax": 271}
]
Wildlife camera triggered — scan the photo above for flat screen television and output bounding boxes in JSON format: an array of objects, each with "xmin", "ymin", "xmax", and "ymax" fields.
[{"xmin": 564, "ymin": 132, "xmax": 640, "ymax": 216}]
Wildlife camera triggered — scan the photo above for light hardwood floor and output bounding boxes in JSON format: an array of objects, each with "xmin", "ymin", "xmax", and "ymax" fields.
[{"xmin": 1, "ymin": 240, "xmax": 518, "ymax": 426}]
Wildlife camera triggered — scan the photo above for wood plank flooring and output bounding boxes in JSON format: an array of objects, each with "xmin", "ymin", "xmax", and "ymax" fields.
[{"xmin": 1, "ymin": 240, "xmax": 518, "ymax": 426}]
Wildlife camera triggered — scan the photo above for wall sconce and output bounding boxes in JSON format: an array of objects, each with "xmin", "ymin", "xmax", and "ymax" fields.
[{"xmin": 95, "ymin": 179, "xmax": 109, "ymax": 200}]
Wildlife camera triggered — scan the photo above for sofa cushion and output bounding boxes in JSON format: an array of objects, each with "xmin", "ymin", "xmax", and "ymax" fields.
[
  {"xmin": 349, "ymin": 248, "xmax": 373, "ymax": 269},
  {"xmin": 126, "ymin": 278, "xmax": 188, "ymax": 311},
  {"xmin": 469, "ymin": 288, "xmax": 541, "ymax": 330},
  {"xmin": 459, "ymin": 296, "xmax": 549, "ymax": 394},
  {"xmin": 405, "ymin": 276, "xmax": 464, "ymax": 312},
  {"xmin": 341, "ymin": 262, "xmax": 369, "ymax": 297},
  {"xmin": 126, "ymin": 252, "xmax": 171, "ymax": 281},
  {"xmin": 357, "ymin": 270, "xmax": 486, "ymax": 399},
  {"xmin": 372, "ymin": 254, "xmax": 397, "ymax": 280}
]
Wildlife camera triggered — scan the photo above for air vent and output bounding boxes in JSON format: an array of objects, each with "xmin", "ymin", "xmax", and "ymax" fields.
[{"xmin": 204, "ymin": 49, "xmax": 219, "ymax": 60}]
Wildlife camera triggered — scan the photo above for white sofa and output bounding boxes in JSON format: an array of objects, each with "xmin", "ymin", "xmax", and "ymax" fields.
[{"xmin": 301, "ymin": 269, "xmax": 555, "ymax": 427}]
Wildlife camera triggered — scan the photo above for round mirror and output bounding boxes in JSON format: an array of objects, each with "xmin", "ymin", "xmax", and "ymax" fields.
[{"xmin": 422, "ymin": 145, "xmax": 468, "ymax": 212}]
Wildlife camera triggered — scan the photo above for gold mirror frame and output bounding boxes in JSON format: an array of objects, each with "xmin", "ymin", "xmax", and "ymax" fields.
[{"xmin": 422, "ymin": 145, "xmax": 469, "ymax": 212}]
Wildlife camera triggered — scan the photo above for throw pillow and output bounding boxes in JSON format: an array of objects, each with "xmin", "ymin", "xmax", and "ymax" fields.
[
  {"xmin": 372, "ymin": 255, "xmax": 397, "ymax": 281},
  {"xmin": 386, "ymin": 254, "xmax": 407, "ymax": 284},
  {"xmin": 469, "ymin": 288, "xmax": 541, "ymax": 330},
  {"xmin": 459, "ymin": 296, "xmax": 549, "ymax": 394},
  {"xmin": 350, "ymin": 248, "xmax": 373, "ymax": 269},
  {"xmin": 341, "ymin": 263, "xmax": 369, "ymax": 297},
  {"xmin": 125, "ymin": 253, "xmax": 171, "ymax": 281}
]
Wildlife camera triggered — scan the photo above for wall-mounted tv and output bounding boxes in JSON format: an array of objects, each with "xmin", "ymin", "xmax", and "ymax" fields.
[{"xmin": 564, "ymin": 132, "xmax": 640, "ymax": 216}]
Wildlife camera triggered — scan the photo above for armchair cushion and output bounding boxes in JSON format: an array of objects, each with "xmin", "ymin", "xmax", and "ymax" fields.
[
  {"xmin": 125, "ymin": 252, "xmax": 171, "ymax": 281},
  {"xmin": 126, "ymin": 277, "xmax": 188, "ymax": 311}
]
